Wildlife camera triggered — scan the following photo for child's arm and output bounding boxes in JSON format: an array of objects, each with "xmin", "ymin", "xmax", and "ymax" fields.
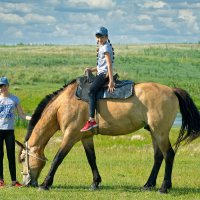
[
  {"xmin": 85, "ymin": 67, "xmax": 97, "ymax": 73},
  {"xmin": 105, "ymin": 52, "xmax": 115, "ymax": 92},
  {"xmin": 16, "ymin": 104, "xmax": 32, "ymax": 120}
]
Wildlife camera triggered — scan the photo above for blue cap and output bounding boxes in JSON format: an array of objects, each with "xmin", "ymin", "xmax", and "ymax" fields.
[
  {"xmin": 0, "ymin": 77, "xmax": 9, "ymax": 85},
  {"xmin": 95, "ymin": 26, "xmax": 108, "ymax": 37}
]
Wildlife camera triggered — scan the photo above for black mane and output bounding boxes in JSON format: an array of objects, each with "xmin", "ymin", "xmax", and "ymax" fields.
[{"xmin": 24, "ymin": 79, "xmax": 76, "ymax": 142}]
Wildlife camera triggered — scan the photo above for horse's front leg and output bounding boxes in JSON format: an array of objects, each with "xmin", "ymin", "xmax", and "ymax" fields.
[
  {"xmin": 39, "ymin": 134, "xmax": 78, "ymax": 190},
  {"xmin": 81, "ymin": 136, "xmax": 102, "ymax": 190}
]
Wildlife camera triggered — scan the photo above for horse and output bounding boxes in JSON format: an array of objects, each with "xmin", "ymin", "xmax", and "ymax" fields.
[{"xmin": 16, "ymin": 79, "xmax": 200, "ymax": 193}]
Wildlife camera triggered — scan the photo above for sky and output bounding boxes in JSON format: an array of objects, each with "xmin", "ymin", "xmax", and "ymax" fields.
[{"xmin": 0, "ymin": 0, "xmax": 200, "ymax": 45}]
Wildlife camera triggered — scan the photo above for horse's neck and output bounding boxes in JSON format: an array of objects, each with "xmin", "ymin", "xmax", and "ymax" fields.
[
  {"xmin": 28, "ymin": 129, "xmax": 58, "ymax": 153},
  {"xmin": 28, "ymin": 107, "xmax": 60, "ymax": 151},
  {"xmin": 27, "ymin": 82, "xmax": 77, "ymax": 152}
]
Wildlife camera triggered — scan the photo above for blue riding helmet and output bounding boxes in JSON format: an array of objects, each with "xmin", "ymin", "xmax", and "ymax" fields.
[
  {"xmin": 0, "ymin": 77, "xmax": 9, "ymax": 85},
  {"xmin": 95, "ymin": 26, "xmax": 108, "ymax": 37}
]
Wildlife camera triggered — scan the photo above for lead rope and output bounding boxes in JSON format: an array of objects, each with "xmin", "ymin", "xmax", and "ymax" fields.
[
  {"xmin": 25, "ymin": 142, "xmax": 29, "ymax": 174},
  {"xmin": 25, "ymin": 141, "xmax": 31, "ymax": 185}
]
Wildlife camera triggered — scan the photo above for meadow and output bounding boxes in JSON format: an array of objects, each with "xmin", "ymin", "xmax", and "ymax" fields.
[{"xmin": 0, "ymin": 44, "xmax": 200, "ymax": 199}]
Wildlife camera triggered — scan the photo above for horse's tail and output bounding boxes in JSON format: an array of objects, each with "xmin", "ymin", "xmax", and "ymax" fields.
[{"xmin": 173, "ymin": 88, "xmax": 200, "ymax": 151}]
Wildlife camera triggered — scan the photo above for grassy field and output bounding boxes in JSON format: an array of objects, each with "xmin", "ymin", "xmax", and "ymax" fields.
[
  {"xmin": 0, "ymin": 44, "xmax": 200, "ymax": 199},
  {"xmin": 1, "ymin": 128, "xmax": 200, "ymax": 200}
]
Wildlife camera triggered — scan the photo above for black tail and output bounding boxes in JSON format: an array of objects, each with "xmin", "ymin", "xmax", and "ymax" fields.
[{"xmin": 173, "ymin": 88, "xmax": 200, "ymax": 151}]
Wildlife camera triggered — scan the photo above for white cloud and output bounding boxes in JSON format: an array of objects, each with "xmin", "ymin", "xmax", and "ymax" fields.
[
  {"xmin": 158, "ymin": 17, "xmax": 178, "ymax": 31},
  {"xmin": 25, "ymin": 14, "xmax": 56, "ymax": 24},
  {"xmin": 53, "ymin": 24, "xmax": 70, "ymax": 37},
  {"xmin": 44, "ymin": 0, "xmax": 60, "ymax": 5},
  {"xmin": 0, "ymin": 2, "xmax": 33, "ymax": 13},
  {"xmin": 0, "ymin": 12, "xmax": 56, "ymax": 25},
  {"xmin": 0, "ymin": 13, "xmax": 25, "ymax": 24},
  {"xmin": 108, "ymin": 9, "xmax": 125, "ymax": 17},
  {"xmin": 178, "ymin": 9, "xmax": 199, "ymax": 32},
  {"xmin": 67, "ymin": 0, "xmax": 116, "ymax": 9},
  {"xmin": 68, "ymin": 13, "xmax": 103, "ymax": 24},
  {"xmin": 107, "ymin": 9, "xmax": 126, "ymax": 24},
  {"xmin": 143, "ymin": 1, "xmax": 167, "ymax": 9},
  {"xmin": 179, "ymin": 2, "xmax": 200, "ymax": 9},
  {"xmin": 115, "ymin": 35, "xmax": 142, "ymax": 43},
  {"xmin": 129, "ymin": 23, "xmax": 155, "ymax": 31},
  {"xmin": 178, "ymin": 10, "xmax": 196, "ymax": 23},
  {"xmin": 51, "ymin": 23, "xmax": 93, "ymax": 40},
  {"xmin": 138, "ymin": 15, "xmax": 152, "ymax": 21}
]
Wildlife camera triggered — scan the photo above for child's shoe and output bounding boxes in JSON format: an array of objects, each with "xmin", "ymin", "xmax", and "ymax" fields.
[
  {"xmin": 0, "ymin": 179, "xmax": 5, "ymax": 187},
  {"xmin": 12, "ymin": 181, "xmax": 23, "ymax": 187},
  {"xmin": 80, "ymin": 120, "xmax": 98, "ymax": 132}
]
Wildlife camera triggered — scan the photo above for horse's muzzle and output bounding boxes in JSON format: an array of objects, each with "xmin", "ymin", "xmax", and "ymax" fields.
[
  {"xmin": 22, "ymin": 172, "xmax": 38, "ymax": 187},
  {"xmin": 22, "ymin": 172, "xmax": 31, "ymax": 186}
]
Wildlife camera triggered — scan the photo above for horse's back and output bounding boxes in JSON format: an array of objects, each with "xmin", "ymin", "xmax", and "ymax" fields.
[
  {"xmin": 97, "ymin": 82, "xmax": 179, "ymax": 135},
  {"xmin": 135, "ymin": 82, "xmax": 179, "ymax": 111}
]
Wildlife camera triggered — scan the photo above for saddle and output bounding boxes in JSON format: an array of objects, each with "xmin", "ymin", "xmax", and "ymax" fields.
[{"xmin": 75, "ymin": 71, "xmax": 134, "ymax": 102}]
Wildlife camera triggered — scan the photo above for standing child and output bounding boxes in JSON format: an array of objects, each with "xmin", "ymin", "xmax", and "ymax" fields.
[
  {"xmin": 81, "ymin": 26, "xmax": 115, "ymax": 132},
  {"xmin": 0, "ymin": 77, "xmax": 31, "ymax": 187}
]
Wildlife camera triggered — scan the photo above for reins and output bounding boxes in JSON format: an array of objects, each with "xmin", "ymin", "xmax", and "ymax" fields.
[{"xmin": 25, "ymin": 142, "xmax": 48, "ymax": 162}]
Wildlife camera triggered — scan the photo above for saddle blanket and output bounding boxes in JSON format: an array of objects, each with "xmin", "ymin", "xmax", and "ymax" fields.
[{"xmin": 75, "ymin": 76, "xmax": 134, "ymax": 102}]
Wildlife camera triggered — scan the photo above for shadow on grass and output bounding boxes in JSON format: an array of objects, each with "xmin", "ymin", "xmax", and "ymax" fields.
[
  {"xmin": 170, "ymin": 187, "xmax": 200, "ymax": 196},
  {"xmin": 51, "ymin": 184, "xmax": 140, "ymax": 192},
  {"xmin": 50, "ymin": 184, "xmax": 200, "ymax": 195}
]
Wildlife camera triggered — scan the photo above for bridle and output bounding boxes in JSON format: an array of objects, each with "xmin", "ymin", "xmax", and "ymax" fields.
[{"xmin": 21, "ymin": 142, "xmax": 48, "ymax": 186}]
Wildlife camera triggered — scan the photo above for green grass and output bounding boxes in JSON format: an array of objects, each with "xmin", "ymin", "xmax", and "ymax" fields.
[{"xmin": 1, "ymin": 128, "xmax": 200, "ymax": 199}]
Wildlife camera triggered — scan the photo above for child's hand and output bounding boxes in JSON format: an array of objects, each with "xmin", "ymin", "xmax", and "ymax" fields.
[
  {"xmin": 108, "ymin": 81, "xmax": 115, "ymax": 93},
  {"xmin": 84, "ymin": 68, "xmax": 91, "ymax": 74}
]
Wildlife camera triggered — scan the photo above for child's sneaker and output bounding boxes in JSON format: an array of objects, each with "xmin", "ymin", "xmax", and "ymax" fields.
[
  {"xmin": 12, "ymin": 181, "xmax": 23, "ymax": 187},
  {"xmin": 0, "ymin": 180, "xmax": 5, "ymax": 187},
  {"xmin": 80, "ymin": 120, "xmax": 98, "ymax": 132}
]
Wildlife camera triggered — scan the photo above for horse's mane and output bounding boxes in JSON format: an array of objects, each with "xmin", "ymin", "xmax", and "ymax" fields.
[{"xmin": 24, "ymin": 79, "xmax": 76, "ymax": 142}]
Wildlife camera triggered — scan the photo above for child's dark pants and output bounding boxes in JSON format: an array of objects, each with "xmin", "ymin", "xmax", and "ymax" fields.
[
  {"xmin": 88, "ymin": 73, "xmax": 108, "ymax": 118},
  {"xmin": 0, "ymin": 130, "xmax": 16, "ymax": 181}
]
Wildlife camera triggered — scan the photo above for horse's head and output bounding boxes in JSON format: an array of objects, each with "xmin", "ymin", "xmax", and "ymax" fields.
[{"xmin": 16, "ymin": 140, "xmax": 47, "ymax": 187}]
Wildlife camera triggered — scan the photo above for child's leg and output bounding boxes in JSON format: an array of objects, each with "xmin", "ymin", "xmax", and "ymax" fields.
[
  {"xmin": 5, "ymin": 130, "xmax": 16, "ymax": 181},
  {"xmin": 88, "ymin": 74, "xmax": 107, "ymax": 118},
  {"xmin": 0, "ymin": 131, "xmax": 4, "ymax": 180}
]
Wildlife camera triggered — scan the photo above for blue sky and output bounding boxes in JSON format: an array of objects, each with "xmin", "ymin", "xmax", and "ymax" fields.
[{"xmin": 0, "ymin": 0, "xmax": 200, "ymax": 44}]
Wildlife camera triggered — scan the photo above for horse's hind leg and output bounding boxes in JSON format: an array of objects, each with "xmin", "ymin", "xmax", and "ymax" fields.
[
  {"xmin": 81, "ymin": 136, "xmax": 101, "ymax": 190},
  {"xmin": 152, "ymin": 133, "xmax": 175, "ymax": 193},
  {"xmin": 159, "ymin": 143, "xmax": 175, "ymax": 193},
  {"xmin": 143, "ymin": 136, "xmax": 163, "ymax": 190}
]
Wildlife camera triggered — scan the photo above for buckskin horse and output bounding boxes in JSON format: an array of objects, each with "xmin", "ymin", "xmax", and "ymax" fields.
[{"xmin": 16, "ymin": 79, "xmax": 200, "ymax": 193}]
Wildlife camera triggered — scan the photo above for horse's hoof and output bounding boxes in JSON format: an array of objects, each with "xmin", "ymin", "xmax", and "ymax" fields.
[
  {"xmin": 158, "ymin": 187, "xmax": 168, "ymax": 194},
  {"xmin": 142, "ymin": 183, "xmax": 155, "ymax": 191},
  {"xmin": 159, "ymin": 181, "xmax": 171, "ymax": 194},
  {"xmin": 89, "ymin": 183, "xmax": 100, "ymax": 191},
  {"xmin": 142, "ymin": 186, "xmax": 154, "ymax": 191},
  {"xmin": 38, "ymin": 185, "xmax": 49, "ymax": 191}
]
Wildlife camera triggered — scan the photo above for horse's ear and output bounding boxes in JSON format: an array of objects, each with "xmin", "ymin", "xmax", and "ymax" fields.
[{"xmin": 15, "ymin": 140, "xmax": 25, "ymax": 149}]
